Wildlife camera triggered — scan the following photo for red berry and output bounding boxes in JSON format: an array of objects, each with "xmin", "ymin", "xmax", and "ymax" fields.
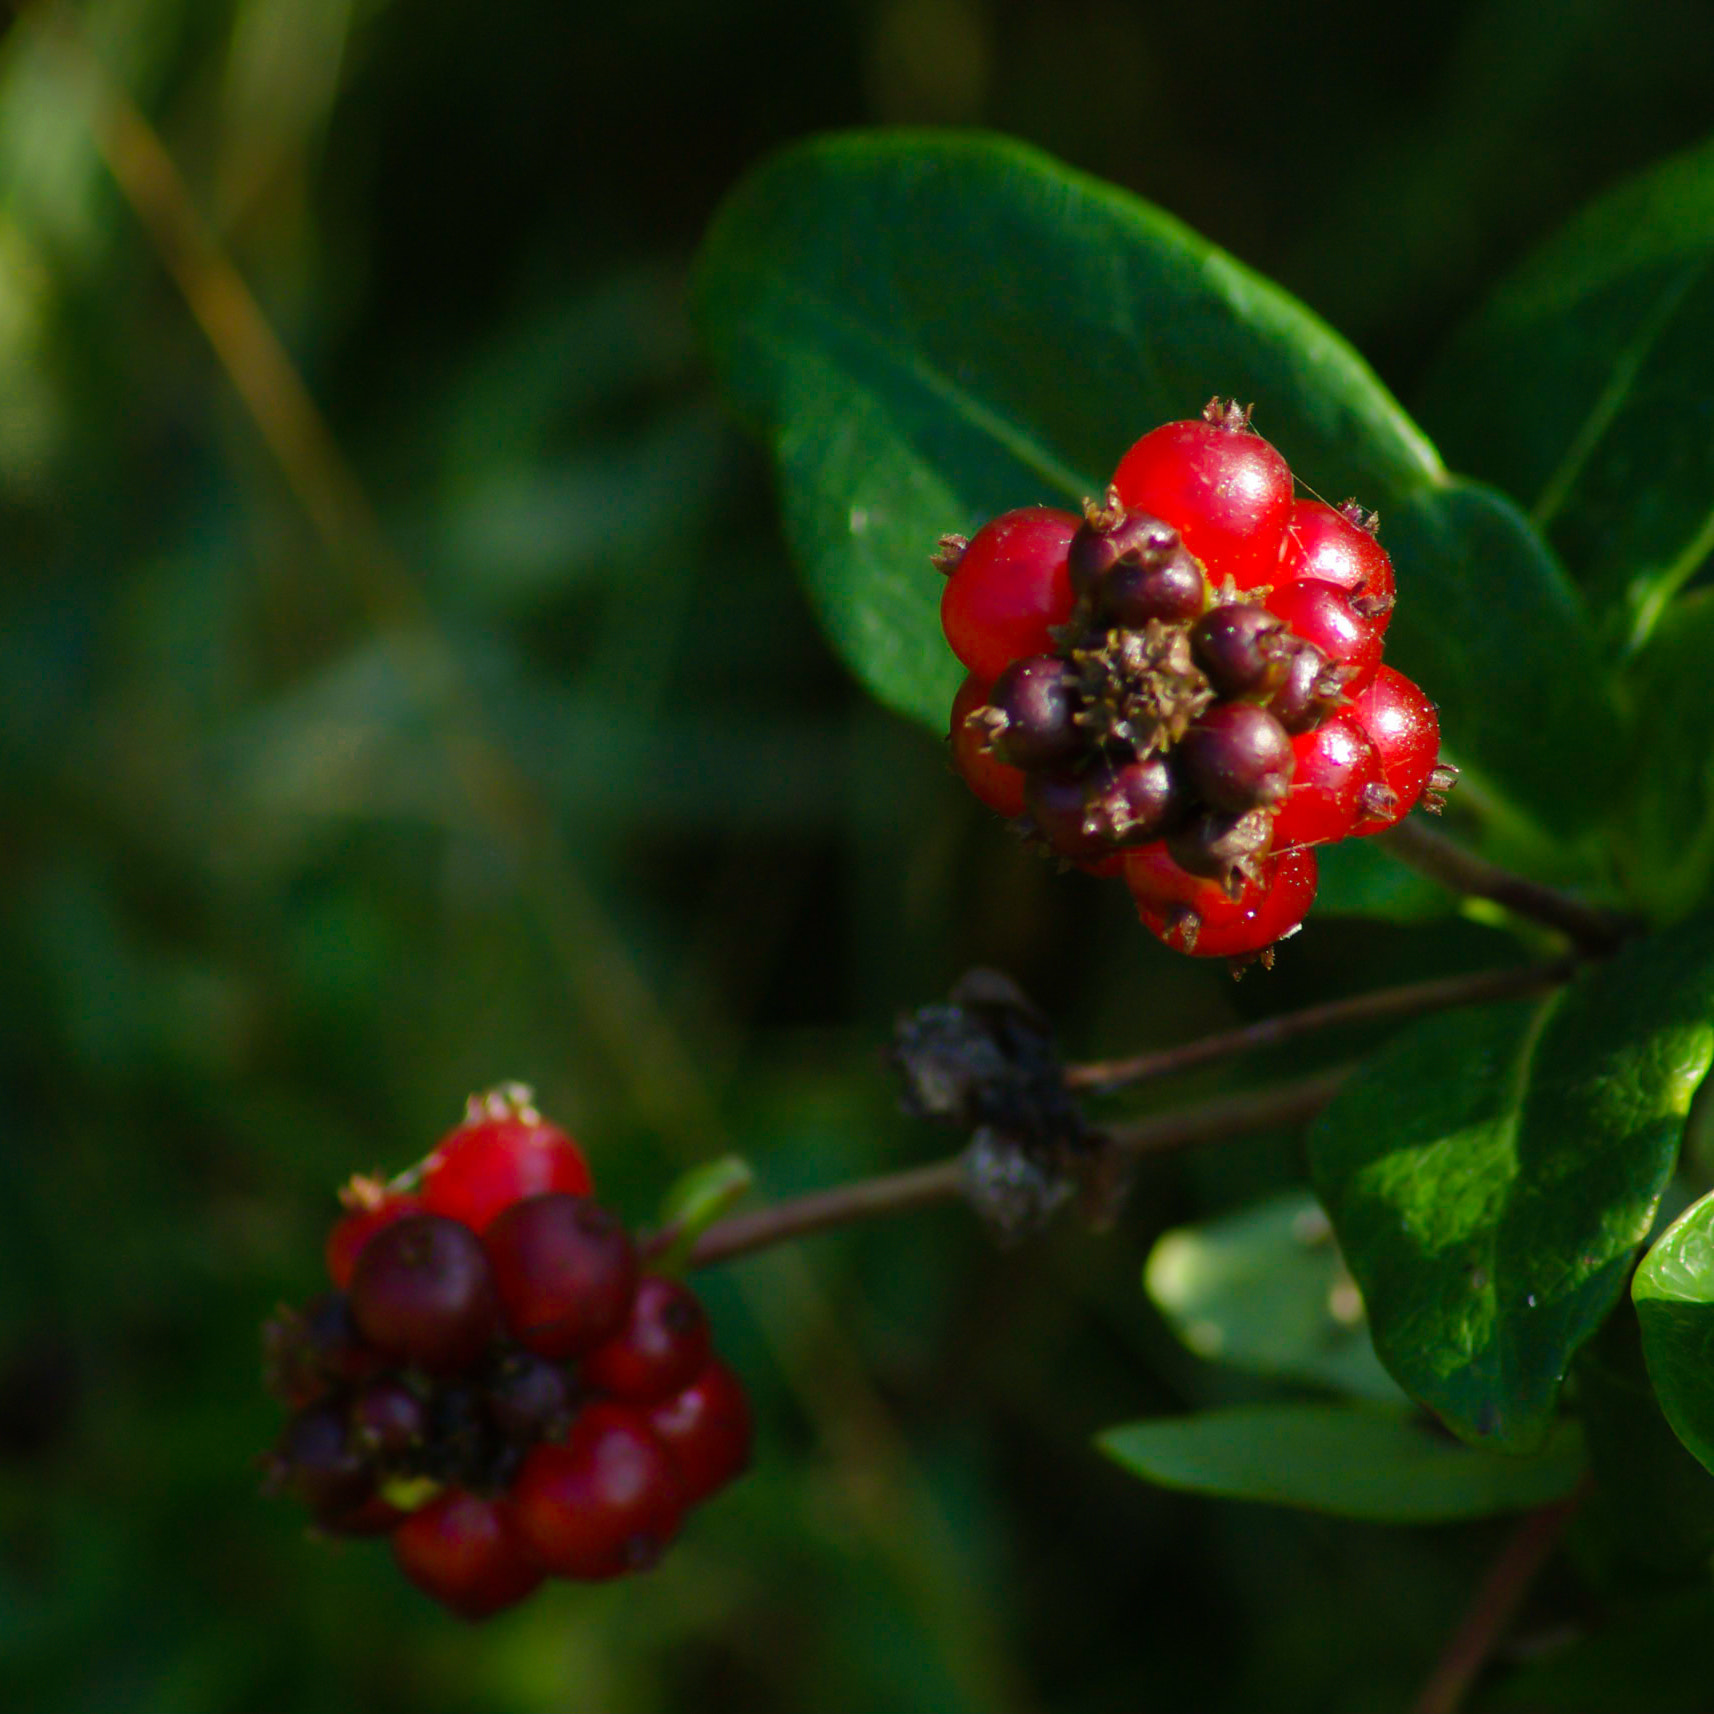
[
  {"xmin": 1276, "ymin": 499, "xmax": 1396, "ymax": 619},
  {"xmin": 949, "ymin": 674, "xmax": 1027, "ymax": 819},
  {"xmin": 1123, "ymin": 844, "xmax": 1318, "ymax": 959},
  {"xmin": 1350, "ymin": 666, "xmax": 1440, "ymax": 830},
  {"xmin": 583, "ymin": 1278, "xmax": 712, "ymax": 1404},
  {"xmin": 326, "ymin": 1182, "xmax": 425, "ymax": 1289},
  {"xmin": 1271, "ymin": 715, "xmax": 1386, "ymax": 850},
  {"xmin": 647, "ymin": 1359, "xmax": 753, "ymax": 1506},
  {"xmin": 348, "ymin": 1214, "xmax": 501, "ymax": 1372},
  {"xmin": 391, "ymin": 1488, "xmax": 543, "ymax": 1620},
  {"xmin": 483, "ymin": 1194, "xmax": 639, "ymax": 1360},
  {"xmin": 1265, "ymin": 579, "xmax": 1384, "ymax": 694},
  {"xmin": 511, "ymin": 1401, "xmax": 684, "ymax": 1579},
  {"xmin": 1110, "ymin": 407, "xmax": 1292, "ymax": 586},
  {"xmin": 420, "ymin": 1092, "xmax": 593, "ymax": 1233},
  {"xmin": 938, "ymin": 507, "xmax": 1078, "ymax": 682}
]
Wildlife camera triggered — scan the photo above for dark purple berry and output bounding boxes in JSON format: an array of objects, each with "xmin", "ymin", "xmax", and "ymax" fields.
[
  {"xmin": 1267, "ymin": 638, "xmax": 1351, "ymax": 735},
  {"xmin": 1080, "ymin": 754, "xmax": 1185, "ymax": 847},
  {"xmin": 485, "ymin": 1350, "xmax": 576, "ymax": 1444},
  {"xmin": 351, "ymin": 1378, "xmax": 428, "ymax": 1458},
  {"xmin": 980, "ymin": 655, "xmax": 1084, "ymax": 770},
  {"xmin": 348, "ymin": 1214, "xmax": 500, "ymax": 1373},
  {"xmin": 1097, "ymin": 546, "xmax": 1207, "ymax": 629},
  {"xmin": 484, "ymin": 1195, "xmax": 639, "ymax": 1360},
  {"xmin": 1166, "ymin": 808, "xmax": 1274, "ymax": 897},
  {"xmin": 1024, "ymin": 770, "xmax": 1109, "ymax": 862},
  {"xmin": 1067, "ymin": 502, "xmax": 1181, "ymax": 595},
  {"xmin": 263, "ymin": 1291, "xmax": 380, "ymax": 1406},
  {"xmin": 267, "ymin": 1401, "xmax": 375, "ymax": 1520},
  {"xmin": 1178, "ymin": 703, "xmax": 1295, "ymax": 812},
  {"xmin": 1189, "ymin": 604, "xmax": 1291, "ymax": 699}
]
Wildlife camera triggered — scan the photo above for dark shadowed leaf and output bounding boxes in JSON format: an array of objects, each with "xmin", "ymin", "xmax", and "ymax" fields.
[{"xmin": 1099, "ymin": 1404, "xmax": 1583, "ymax": 1522}]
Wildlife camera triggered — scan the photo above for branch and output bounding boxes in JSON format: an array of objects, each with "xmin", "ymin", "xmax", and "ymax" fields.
[
  {"xmin": 686, "ymin": 1070, "xmax": 1348, "ymax": 1269},
  {"xmin": 1379, "ymin": 819, "xmax": 1636, "ymax": 956},
  {"xmin": 1409, "ymin": 1485, "xmax": 1587, "ymax": 1714},
  {"xmin": 1066, "ymin": 960, "xmax": 1575, "ymax": 1094}
]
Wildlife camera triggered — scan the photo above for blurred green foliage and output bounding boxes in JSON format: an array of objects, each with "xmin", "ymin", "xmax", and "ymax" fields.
[{"xmin": 7, "ymin": 1, "xmax": 1714, "ymax": 1710}]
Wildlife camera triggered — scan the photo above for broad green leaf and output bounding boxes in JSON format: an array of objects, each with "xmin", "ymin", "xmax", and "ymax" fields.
[
  {"xmin": 1421, "ymin": 133, "xmax": 1714, "ymax": 641},
  {"xmin": 1312, "ymin": 834, "xmax": 1456, "ymax": 921},
  {"xmin": 1145, "ymin": 1190, "xmax": 1407, "ymax": 1404},
  {"xmin": 1634, "ymin": 1188, "xmax": 1714, "ymax": 1478},
  {"xmin": 1313, "ymin": 917, "xmax": 1714, "ymax": 1451},
  {"xmin": 1615, "ymin": 587, "xmax": 1714, "ymax": 920},
  {"xmin": 1098, "ymin": 1404, "xmax": 1583, "ymax": 1523},
  {"xmin": 694, "ymin": 130, "xmax": 1617, "ymax": 835}
]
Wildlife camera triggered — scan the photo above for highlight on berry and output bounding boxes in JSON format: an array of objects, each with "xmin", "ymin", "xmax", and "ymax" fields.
[
  {"xmin": 262, "ymin": 1085, "xmax": 752, "ymax": 1621},
  {"xmin": 937, "ymin": 398, "xmax": 1456, "ymax": 968}
]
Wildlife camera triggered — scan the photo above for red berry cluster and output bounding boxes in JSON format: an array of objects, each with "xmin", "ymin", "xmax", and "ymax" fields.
[
  {"xmin": 263, "ymin": 1086, "xmax": 752, "ymax": 1621},
  {"xmin": 940, "ymin": 400, "xmax": 1455, "ymax": 964}
]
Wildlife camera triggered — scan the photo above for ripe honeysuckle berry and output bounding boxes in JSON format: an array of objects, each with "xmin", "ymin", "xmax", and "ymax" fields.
[
  {"xmin": 1270, "ymin": 714, "xmax": 1387, "ymax": 850},
  {"xmin": 950, "ymin": 674, "xmax": 1027, "ymax": 819},
  {"xmin": 1267, "ymin": 637, "xmax": 1351, "ymax": 735},
  {"xmin": 1124, "ymin": 844, "xmax": 1318, "ymax": 959},
  {"xmin": 420, "ymin": 1089, "xmax": 593, "ymax": 1233},
  {"xmin": 1110, "ymin": 401, "xmax": 1293, "ymax": 587},
  {"xmin": 1166, "ymin": 807, "xmax": 1273, "ymax": 896},
  {"xmin": 511, "ymin": 1401, "xmax": 684, "ymax": 1580},
  {"xmin": 268, "ymin": 1401, "xmax": 376, "ymax": 1521},
  {"xmin": 1081, "ymin": 753, "xmax": 1185, "ymax": 847},
  {"xmin": 349, "ymin": 1215, "xmax": 501, "ymax": 1372},
  {"xmin": 1098, "ymin": 545, "xmax": 1209, "ymax": 630},
  {"xmin": 1024, "ymin": 769, "xmax": 1115, "ymax": 863},
  {"xmin": 647, "ymin": 1359, "xmax": 753, "ymax": 1506},
  {"xmin": 1067, "ymin": 494, "xmax": 1181, "ymax": 595},
  {"xmin": 351, "ymin": 1378, "xmax": 429, "ymax": 1459},
  {"xmin": 326, "ymin": 1181, "xmax": 425, "ymax": 1289},
  {"xmin": 1265, "ymin": 578, "xmax": 1384, "ymax": 694},
  {"xmin": 978, "ymin": 655, "xmax": 1085, "ymax": 771},
  {"xmin": 938, "ymin": 507, "xmax": 1078, "ymax": 682},
  {"xmin": 583, "ymin": 1277, "xmax": 712, "ymax": 1405},
  {"xmin": 483, "ymin": 1194, "xmax": 639, "ymax": 1360},
  {"xmin": 1276, "ymin": 498, "xmax": 1396, "ymax": 619},
  {"xmin": 1350, "ymin": 666, "xmax": 1441, "ymax": 830},
  {"xmin": 391, "ymin": 1488, "xmax": 543, "ymax": 1621},
  {"xmin": 263, "ymin": 1291, "xmax": 382, "ymax": 1406},
  {"xmin": 484, "ymin": 1349, "xmax": 577, "ymax": 1444},
  {"xmin": 1189, "ymin": 603, "xmax": 1291, "ymax": 700},
  {"xmin": 1177, "ymin": 702, "xmax": 1295, "ymax": 813}
]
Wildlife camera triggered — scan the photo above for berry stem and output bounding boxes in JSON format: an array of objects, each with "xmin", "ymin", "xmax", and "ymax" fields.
[
  {"xmin": 1408, "ymin": 1482, "xmax": 1588, "ymax": 1714},
  {"xmin": 1064, "ymin": 959, "xmax": 1576, "ymax": 1094},
  {"xmin": 1378, "ymin": 820, "xmax": 1638, "ymax": 956},
  {"xmin": 685, "ymin": 1070, "xmax": 1348, "ymax": 1269}
]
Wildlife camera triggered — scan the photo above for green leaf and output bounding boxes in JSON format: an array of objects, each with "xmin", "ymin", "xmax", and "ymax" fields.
[
  {"xmin": 1633, "ymin": 1187, "xmax": 1714, "ymax": 1478},
  {"xmin": 650, "ymin": 1154, "xmax": 756, "ymax": 1274},
  {"xmin": 1616, "ymin": 587, "xmax": 1714, "ymax": 920},
  {"xmin": 1312, "ymin": 917, "xmax": 1714, "ymax": 1452},
  {"xmin": 694, "ymin": 130, "xmax": 1618, "ymax": 835},
  {"xmin": 1145, "ymin": 1190, "xmax": 1408, "ymax": 1404},
  {"xmin": 1098, "ymin": 1404, "xmax": 1584, "ymax": 1523},
  {"xmin": 1421, "ymin": 133, "xmax": 1714, "ymax": 641},
  {"xmin": 1312, "ymin": 834, "xmax": 1457, "ymax": 922}
]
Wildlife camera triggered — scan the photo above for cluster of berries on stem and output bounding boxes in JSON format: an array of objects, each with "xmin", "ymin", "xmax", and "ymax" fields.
[
  {"xmin": 941, "ymin": 399, "xmax": 1455, "ymax": 965},
  {"xmin": 263, "ymin": 1085, "xmax": 751, "ymax": 1621}
]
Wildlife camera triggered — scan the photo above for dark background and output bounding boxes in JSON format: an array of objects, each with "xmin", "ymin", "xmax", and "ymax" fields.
[{"xmin": 4, "ymin": 1, "xmax": 1712, "ymax": 1708}]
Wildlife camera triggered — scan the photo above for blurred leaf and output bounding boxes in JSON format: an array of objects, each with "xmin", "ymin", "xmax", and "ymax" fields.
[
  {"xmin": 1421, "ymin": 132, "xmax": 1714, "ymax": 642},
  {"xmin": 695, "ymin": 129, "xmax": 1618, "ymax": 838},
  {"xmin": 1312, "ymin": 832, "xmax": 1458, "ymax": 922},
  {"xmin": 1633, "ymin": 1186, "xmax": 1714, "ymax": 1477},
  {"xmin": 1313, "ymin": 918, "xmax": 1714, "ymax": 1451},
  {"xmin": 651, "ymin": 1153, "xmax": 755, "ymax": 1273},
  {"xmin": 1145, "ymin": 1190, "xmax": 1407, "ymax": 1404},
  {"xmin": 1098, "ymin": 1404, "xmax": 1584, "ymax": 1522},
  {"xmin": 1614, "ymin": 587, "xmax": 1714, "ymax": 919}
]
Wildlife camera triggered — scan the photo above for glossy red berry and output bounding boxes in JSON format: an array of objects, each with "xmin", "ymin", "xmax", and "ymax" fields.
[
  {"xmin": 1124, "ymin": 844, "xmax": 1318, "ymax": 959},
  {"xmin": 1271, "ymin": 714, "xmax": 1387, "ymax": 850},
  {"xmin": 938, "ymin": 507, "xmax": 1078, "ymax": 682},
  {"xmin": 647, "ymin": 1359, "xmax": 754, "ymax": 1506},
  {"xmin": 348, "ymin": 1214, "xmax": 500, "ymax": 1372},
  {"xmin": 1350, "ymin": 666, "xmax": 1440, "ymax": 830},
  {"xmin": 1110, "ymin": 405, "xmax": 1293, "ymax": 585},
  {"xmin": 1177, "ymin": 703, "xmax": 1295, "ymax": 813},
  {"xmin": 1276, "ymin": 499, "xmax": 1396, "ymax": 619},
  {"xmin": 326, "ymin": 1183, "xmax": 425, "ymax": 1289},
  {"xmin": 420, "ymin": 1095, "xmax": 593, "ymax": 1234},
  {"xmin": 391, "ymin": 1488, "xmax": 543, "ymax": 1620},
  {"xmin": 583, "ymin": 1277, "xmax": 712, "ymax": 1405},
  {"xmin": 483, "ymin": 1194, "xmax": 639, "ymax": 1360},
  {"xmin": 1265, "ymin": 579, "xmax": 1384, "ymax": 694},
  {"xmin": 511, "ymin": 1401, "xmax": 684, "ymax": 1580},
  {"xmin": 949, "ymin": 674, "xmax": 1027, "ymax": 819}
]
